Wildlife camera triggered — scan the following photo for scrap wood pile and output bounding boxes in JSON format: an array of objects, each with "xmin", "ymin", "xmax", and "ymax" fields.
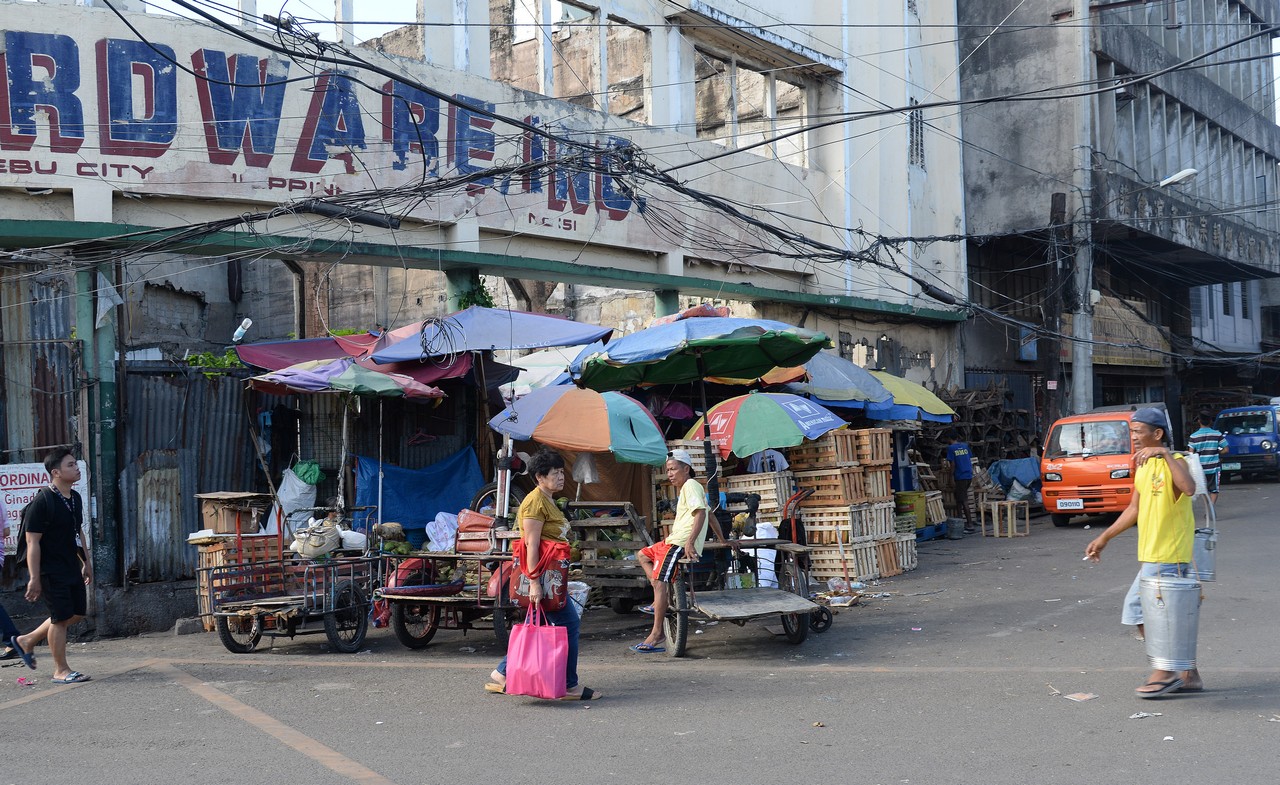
[{"xmin": 917, "ymin": 382, "xmax": 1033, "ymax": 466}]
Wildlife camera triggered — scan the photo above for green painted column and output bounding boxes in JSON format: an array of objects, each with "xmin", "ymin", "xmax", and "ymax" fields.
[
  {"xmin": 654, "ymin": 289, "xmax": 679, "ymax": 317},
  {"xmin": 444, "ymin": 268, "xmax": 480, "ymax": 311},
  {"xmin": 76, "ymin": 267, "xmax": 120, "ymax": 588}
]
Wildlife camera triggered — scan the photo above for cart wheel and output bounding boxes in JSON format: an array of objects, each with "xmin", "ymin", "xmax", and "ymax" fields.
[
  {"xmin": 391, "ymin": 602, "xmax": 440, "ymax": 649},
  {"xmin": 779, "ymin": 567, "xmax": 810, "ymax": 645},
  {"xmin": 610, "ymin": 597, "xmax": 637, "ymax": 615},
  {"xmin": 324, "ymin": 580, "xmax": 369, "ymax": 654},
  {"xmin": 491, "ymin": 603, "xmax": 522, "ymax": 649},
  {"xmin": 809, "ymin": 605, "xmax": 833, "ymax": 633},
  {"xmin": 216, "ymin": 614, "xmax": 262, "ymax": 654},
  {"xmin": 470, "ymin": 481, "xmax": 527, "ymax": 515},
  {"xmin": 662, "ymin": 573, "xmax": 690, "ymax": 658}
]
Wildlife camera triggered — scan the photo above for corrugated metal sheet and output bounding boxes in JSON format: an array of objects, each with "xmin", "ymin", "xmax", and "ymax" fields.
[
  {"xmin": 121, "ymin": 367, "xmax": 260, "ymax": 582},
  {"xmin": 0, "ymin": 269, "xmax": 81, "ymax": 463}
]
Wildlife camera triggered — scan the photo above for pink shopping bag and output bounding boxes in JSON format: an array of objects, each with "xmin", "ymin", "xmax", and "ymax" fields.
[{"xmin": 505, "ymin": 607, "xmax": 568, "ymax": 700}]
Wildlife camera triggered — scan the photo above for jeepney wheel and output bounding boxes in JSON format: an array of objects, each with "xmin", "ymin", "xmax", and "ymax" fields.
[
  {"xmin": 809, "ymin": 605, "xmax": 833, "ymax": 633},
  {"xmin": 470, "ymin": 481, "xmax": 528, "ymax": 516},
  {"xmin": 391, "ymin": 602, "xmax": 440, "ymax": 649},
  {"xmin": 324, "ymin": 580, "xmax": 369, "ymax": 654},
  {"xmin": 1051, "ymin": 514, "xmax": 1073, "ymax": 528},
  {"xmin": 779, "ymin": 567, "xmax": 810, "ymax": 645},
  {"xmin": 662, "ymin": 573, "xmax": 690, "ymax": 658},
  {"xmin": 216, "ymin": 614, "xmax": 263, "ymax": 654}
]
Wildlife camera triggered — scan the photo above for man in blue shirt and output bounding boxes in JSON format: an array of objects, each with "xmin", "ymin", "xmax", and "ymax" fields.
[
  {"xmin": 944, "ymin": 431, "xmax": 975, "ymax": 533},
  {"xmin": 1187, "ymin": 412, "xmax": 1227, "ymax": 505}
]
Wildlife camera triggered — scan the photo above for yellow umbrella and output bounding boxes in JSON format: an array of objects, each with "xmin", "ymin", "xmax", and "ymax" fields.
[{"xmin": 869, "ymin": 371, "xmax": 956, "ymax": 417}]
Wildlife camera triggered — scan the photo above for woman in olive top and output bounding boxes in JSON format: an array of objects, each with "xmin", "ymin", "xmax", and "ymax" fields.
[{"xmin": 485, "ymin": 449, "xmax": 599, "ymax": 700}]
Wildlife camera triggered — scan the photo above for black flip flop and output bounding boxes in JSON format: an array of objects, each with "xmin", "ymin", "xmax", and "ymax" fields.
[
  {"xmin": 8, "ymin": 637, "xmax": 35, "ymax": 670},
  {"xmin": 559, "ymin": 687, "xmax": 600, "ymax": 701},
  {"xmin": 1135, "ymin": 677, "xmax": 1183, "ymax": 698}
]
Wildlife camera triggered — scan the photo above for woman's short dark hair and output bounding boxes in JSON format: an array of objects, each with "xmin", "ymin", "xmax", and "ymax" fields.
[
  {"xmin": 528, "ymin": 448, "xmax": 565, "ymax": 479},
  {"xmin": 44, "ymin": 447, "xmax": 75, "ymax": 475}
]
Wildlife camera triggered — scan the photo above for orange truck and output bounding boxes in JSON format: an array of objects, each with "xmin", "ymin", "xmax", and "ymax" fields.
[{"xmin": 1039, "ymin": 405, "xmax": 1174, "ymax": 527}]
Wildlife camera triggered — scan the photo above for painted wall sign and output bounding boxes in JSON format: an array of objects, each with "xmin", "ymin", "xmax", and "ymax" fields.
[
  {"xmin": 0, "ymin": 28, "xmax": 639, "ymax": 224},
  {"xmin": 0, "ymin": 461, "xmax": 91, "ymax": 558}
]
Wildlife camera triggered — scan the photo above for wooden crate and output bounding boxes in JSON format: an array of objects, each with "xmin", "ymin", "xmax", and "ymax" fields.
[
  {"xmin": 801, "ymin": 506, "xmax": 855, "ymax": 545},
  {"xmin": 784, "ymin": 431, "xmax": 860, "ymax": 470},
  {"xmin": 893, "ymin": 513, "xmax": 918, "ymax": 535},
  {"xmin": 876, "ymin": 538, "xmax": 902, "ymax": 578},
  {"xmin": 195, "ymin": 535, "xmax": 288, "ymax": 631},
  {"xmin": 794, "ymin": 467, "xmax": 867, "ymax": 507},
  {"xmin": 809, "ymin": 539, "xmax": 879, "ymax": 581},
  {"xmin": 863, "ymin": 467, "xmax": 893, "ymax": 501},
  {"xmin": 853, "ymin": 428, "xmax": 893, "ymax": 465},
  {"xmin": 850, "ymin": 501, "xmax": 896, "ymax": 539},
  {"xmin": 664, "ymin": 440, "xmax": 719, "ymax": 476},
  {"xmin": 925, "ymin": 491, "xmax": 948, "ymax": 524},
  {"xmin": 895, "ymin": 533, "xmax": 919, "ymax": 572},
  {"xmin": 721, "ymin": 471, "xmax": 793, "ymax": 519}
]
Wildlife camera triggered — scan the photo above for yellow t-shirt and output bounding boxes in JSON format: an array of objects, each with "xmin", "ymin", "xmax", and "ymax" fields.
[
  {"xmin": 1135, "ymin": 453, "xmax": 1194, "ymax": 564},
  {"xmin": 665, "ymin": 479, "xmax": 710, "ymax": 555},
  {"xmin": 516, "ymin": 490, "xmax": 570, "ymax": 544}
]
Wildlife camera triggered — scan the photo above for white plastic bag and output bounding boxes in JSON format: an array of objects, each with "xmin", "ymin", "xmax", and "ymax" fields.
[
  {"xmin": 267, "ymin": 468, "xmax": 316, "ymax": 537},
  {"xmin": 1007, "ymin": 479, "xmax": 1032, "ymax": 502},
  {"xmin": 425, "ymin": 511, "xmax": 459, "ymax": 552}
]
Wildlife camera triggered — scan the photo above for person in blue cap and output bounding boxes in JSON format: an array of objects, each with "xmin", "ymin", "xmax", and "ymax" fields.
[{"xmin": 1084, "ymin": 407, "xmax": 1201, "ymax": 698}]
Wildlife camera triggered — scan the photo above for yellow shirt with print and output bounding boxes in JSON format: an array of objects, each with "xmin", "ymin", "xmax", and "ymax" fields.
[
  {"xmin": 1135, "ymin": 453, "xmax": 1194, "ymax": 564},
  {"xmin": 665, "ymin": 479, "xmax": 710, "ymax": 555},
  {"xmin": 516, "ymin": 491, "xmax": 570, "ymax": 544}
]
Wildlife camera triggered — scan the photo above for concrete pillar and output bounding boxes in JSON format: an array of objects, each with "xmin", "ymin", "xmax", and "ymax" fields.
[
  {"xmin": 334, "ymin": 0, "xmax": 355, "ymax": 45},
  {"xmin": 654, "ymin": 290, "xmax": 679, "ymax": 317}
]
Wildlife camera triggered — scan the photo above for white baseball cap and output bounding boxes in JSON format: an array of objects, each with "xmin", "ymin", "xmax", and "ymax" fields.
[{"xmin": 668, "ymin": 448, "xmax": 695, "ymax": 468}]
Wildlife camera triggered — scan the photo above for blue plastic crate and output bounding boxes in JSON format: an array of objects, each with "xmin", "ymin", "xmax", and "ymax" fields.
[
  {"xmin": 915, "ymin": 523, "xmax": 947, "ymax": 542},
  {"xmin": 404, "ymin": 528, "xmax": 427, "ymax": 550}
]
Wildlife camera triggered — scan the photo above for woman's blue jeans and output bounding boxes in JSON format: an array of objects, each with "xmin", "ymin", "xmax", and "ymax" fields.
[
  {"xmin": 495, "ymin": 602, "xmax": 581, "ymax": 690},
  {"xmin": 0, "ymin": 602, "xmax": 20, "ymax": 642}
]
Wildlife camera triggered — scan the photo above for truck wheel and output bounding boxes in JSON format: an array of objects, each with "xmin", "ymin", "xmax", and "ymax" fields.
[{"xmin": 1051, "ymin": 514, "xmax": 1073, "ymax": 527}]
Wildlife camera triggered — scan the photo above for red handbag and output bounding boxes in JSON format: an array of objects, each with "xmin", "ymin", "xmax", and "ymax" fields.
[{"xmin": 509, "ymin": 539, "xmax": 571, "ymax": 612}]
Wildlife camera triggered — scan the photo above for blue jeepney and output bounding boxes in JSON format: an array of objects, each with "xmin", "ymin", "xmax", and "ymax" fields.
[{"xmin": 1215, "ymin": 404, "xmax": 1280, "ymax": 482}]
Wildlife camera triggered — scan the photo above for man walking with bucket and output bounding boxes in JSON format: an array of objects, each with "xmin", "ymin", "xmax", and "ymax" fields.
[{"xmin": 1084, "ymin": 407, "xmax": 1203, "ymax": 698}]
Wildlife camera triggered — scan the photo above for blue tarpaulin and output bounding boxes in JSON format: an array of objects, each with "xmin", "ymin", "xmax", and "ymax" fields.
[
  {"xmin": 987, "ymin": 457, "xmax": 1042, "ymax": 492},
  {"xmin": 353, "ymin": 447, "xmax": 485, "ymax": 531}
]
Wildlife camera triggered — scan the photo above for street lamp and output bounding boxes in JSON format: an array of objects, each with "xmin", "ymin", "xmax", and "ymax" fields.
[{"xmin": 1158, "ymin": 168, "xmax": 1199, "ymax": 188}]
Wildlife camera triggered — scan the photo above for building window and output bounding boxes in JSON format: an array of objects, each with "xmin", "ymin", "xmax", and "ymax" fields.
[
  {"xmin": 1189, "ymin": 287, "xmax": 1203, "ymax": 328},
  {"xmin": 1222, "ymin": 283, "xmax": 1232, "ymax": 317},
  {"xmin": 908, "ymin": 99, "xmax": 925, "ymax": 169},
  {"xmin": 1241, "ymin": 282, "xmax": 1250, "ymax": 319},
  {"xmin": 692, "ymin": 47, "xmax": 810, "ymax": 167}
]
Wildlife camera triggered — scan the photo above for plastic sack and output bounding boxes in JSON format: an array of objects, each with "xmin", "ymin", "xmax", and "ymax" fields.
[
  {"xmin": 294, "ymin": 523, "xmax": 340, "ymax": 558},
  {"xmin": 1007, "ymin": 479, "xmax": 1033, "ymax": 502},
  {"xmin": 506, "ymin": 607, "xmax": 568, "ymax": 700},
  {"xmin": 567, "ymin": 581, "xmax": 590, "ymax": 619},
  {"xmin": 267, "ymin": 468, "xmax": 316, "ymax": 537},
  {"xmin": 293, "ymin": 460, "xmax": 326, "ymax": 486},
  {"xmin": 425, "ymin": 511, "xmax": 458, "ymax": 552},
  {"xmin": 340, "ymin": 529, "xmax": 367, "ymax": 550}
]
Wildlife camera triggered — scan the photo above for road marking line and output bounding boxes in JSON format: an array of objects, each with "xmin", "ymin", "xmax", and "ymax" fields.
[
  {"xmin": 0, "ymin": 657, "xmax": 158, "ymax": 711},
  {"xmin": 157, "ymin": 662, "xmax": 399, "ymax": 785}
]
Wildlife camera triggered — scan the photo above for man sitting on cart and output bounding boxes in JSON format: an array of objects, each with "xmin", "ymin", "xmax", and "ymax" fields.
[{"xmin": 632, "ymin": 449, "xmax": 732, "ymax": 653}]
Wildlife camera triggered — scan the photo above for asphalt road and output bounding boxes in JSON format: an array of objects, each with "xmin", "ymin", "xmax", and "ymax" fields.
[{"xmin": 3, "ymin": 482, "xmax": 1277, "ymax": 785}]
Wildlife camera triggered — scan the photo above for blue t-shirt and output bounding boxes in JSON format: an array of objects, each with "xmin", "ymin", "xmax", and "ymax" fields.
[{"xmin": 945, "ymin": 442, "xmax": 973, "ymax": 480}]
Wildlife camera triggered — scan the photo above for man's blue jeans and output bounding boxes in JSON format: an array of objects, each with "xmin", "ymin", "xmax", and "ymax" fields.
[{"xmin": 1122, "ymin": 562, "xmax": 1191, "ymax": 626}]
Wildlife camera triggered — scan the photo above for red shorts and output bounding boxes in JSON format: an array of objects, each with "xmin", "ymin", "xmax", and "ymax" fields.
[{"xmin": 639, "ymin": 541, "xmax": 685, "ymax": 582}]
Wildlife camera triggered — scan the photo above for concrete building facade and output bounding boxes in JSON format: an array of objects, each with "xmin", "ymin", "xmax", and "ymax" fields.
[{"xmin": 958, "ymin": 0, "xmax": 1280, "ymax": 431}]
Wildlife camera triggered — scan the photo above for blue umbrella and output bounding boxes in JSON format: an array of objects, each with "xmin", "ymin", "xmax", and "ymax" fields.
[
  {"xmin": 371, "ymin": 306, "xmax": 613, "ymax": 363},
  {"xmin": 785, "ymin": 351, "xmax": 893, "ymax": 405}
]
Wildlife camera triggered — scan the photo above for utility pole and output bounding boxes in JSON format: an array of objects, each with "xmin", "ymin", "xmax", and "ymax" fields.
[
  {"xmin": 1070, "ymin": 0, "xmax": 1095, "ymax": 414},
  {"xmin": 1046, "ymin": 193, "xmax": 1067, "ymax": 428}
]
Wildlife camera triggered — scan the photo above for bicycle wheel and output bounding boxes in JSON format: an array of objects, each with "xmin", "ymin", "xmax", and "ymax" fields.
[
  {"xmin": 779, "ymin": 567, "xmax": 810, "ymax": 645},
  {"xmin": 662, "ymin": 572, "xmax": 690, "ymax": 657},
  {"xmin": 324, "ymin": 580, "xmax": 369, "ymax": 653},
  {"xmin": 216, "ymin": 614, "xmax": 262, "ymax": 654},
  {"xmin": 391, "ymin": 601, "xmax": 440, "ymax": 649}
]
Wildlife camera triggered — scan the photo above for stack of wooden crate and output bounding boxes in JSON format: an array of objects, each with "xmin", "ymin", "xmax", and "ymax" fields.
[{"xmin": 855, "ymin": 428, "xmax": 894, "ymax": 502}]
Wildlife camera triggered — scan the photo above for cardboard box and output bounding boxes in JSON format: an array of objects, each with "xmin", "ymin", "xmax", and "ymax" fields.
[{"xmin": 195, "ymin": 492, "xmax": 271, "ymax": 534}]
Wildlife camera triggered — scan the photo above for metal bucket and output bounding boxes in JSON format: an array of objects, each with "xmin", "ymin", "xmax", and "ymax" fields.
[
  {"xmin": 1140, "ymin": 576, "xmax": 1202, "ymax": 672},
  {"xmin": 1191, "ymin": 528, "xmax": 1217, "ymax": 582},
  {"xmin": 946, "ymin": 517, "xmax": 966, "ymax": 540}
]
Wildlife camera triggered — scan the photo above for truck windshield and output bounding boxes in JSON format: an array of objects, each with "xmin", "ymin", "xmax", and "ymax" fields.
[
  {"xmin": 1046, "ymin": 421, "xmax": 1130, "ymax": 458},
  {"xmin": 1216, "ymin": 411, "xmax": 1273, "ymax": 435}
]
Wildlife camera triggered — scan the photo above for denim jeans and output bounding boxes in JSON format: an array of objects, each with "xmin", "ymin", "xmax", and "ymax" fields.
[
  {"xmin": 1122, "ymin": 562, "xmax": 1191, "ymax": 626},
  {"xmin": 495, "ymin": 601, "xmax": 581, "ymax": 690},
  {"xmin": 0, "ymin": 602, "xmax": 19, "ymax": 641}
]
